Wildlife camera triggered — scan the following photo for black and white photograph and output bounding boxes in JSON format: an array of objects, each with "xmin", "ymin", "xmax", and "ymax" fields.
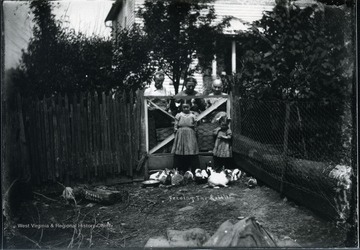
[{"xmin": 1, "ymin": 0, "xmax": 358, "ymax": 248}]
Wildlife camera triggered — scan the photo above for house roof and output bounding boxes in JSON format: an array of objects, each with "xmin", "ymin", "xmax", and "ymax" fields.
[{"xmin": 105, "ymin": 0, "xmax": 124, "ymax": 22}]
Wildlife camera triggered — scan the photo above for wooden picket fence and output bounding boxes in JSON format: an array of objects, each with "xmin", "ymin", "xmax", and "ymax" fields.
[{"xmin": 21, "ymin": 90, "xmax": 143, "ymax": 186}]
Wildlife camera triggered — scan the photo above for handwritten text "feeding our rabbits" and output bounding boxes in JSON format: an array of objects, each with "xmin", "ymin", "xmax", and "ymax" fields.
[{"xmin": 169, "ymin": 194, "xmax": 234, "ymax": 202}]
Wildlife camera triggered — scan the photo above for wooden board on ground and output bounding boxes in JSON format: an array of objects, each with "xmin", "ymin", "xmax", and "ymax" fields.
[{"xmin": 74, "ymin": 187, "xmax": 128, "ymax": 205}]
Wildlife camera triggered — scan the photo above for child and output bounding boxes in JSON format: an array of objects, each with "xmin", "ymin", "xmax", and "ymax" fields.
[
  {"xmin": 171, "ymin": 101, "xmax": 199, "ymax": 174},
  {"xmin": 213, "ymin": 115, "xmax": 233, "ymax": 171}
]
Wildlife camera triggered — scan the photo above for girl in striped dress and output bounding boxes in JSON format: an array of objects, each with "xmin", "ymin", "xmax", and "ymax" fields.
[{"xmin": 172, "ymin": 102, "xmax": 199, "ymax": 174}]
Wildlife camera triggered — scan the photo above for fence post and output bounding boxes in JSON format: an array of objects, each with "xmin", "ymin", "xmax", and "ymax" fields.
[
  {"xmin": 143, "ymin": 96, "xmax": 149, "ymax": 180},
  {"xmin": 280, "ymin": 102, "xmax": 291, "ymax": 196},
  {"xmin": 296, "ymin": 104, "xmax": 308, "ymax": 159}
]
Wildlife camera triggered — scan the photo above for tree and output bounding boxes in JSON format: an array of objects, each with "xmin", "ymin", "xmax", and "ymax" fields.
[
  {"xmin": 111, "ymin": 26, "xmax": 155, "ymax": 93},
  {"xmin": 234, "ymin": 2, "xmax": 349, "ymax": 102},
  {"xmin": 139, "ymin": 0, "xmax": 229, "ymax": 94},
  {"xmin": 13, "ymin": 0, "xmax": 116, "ymax": 98}
]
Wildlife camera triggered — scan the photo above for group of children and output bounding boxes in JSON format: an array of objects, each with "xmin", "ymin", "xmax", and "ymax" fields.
[{"xmin": 172, "ymin": 100, "xmax": 232, "ymax": 174}]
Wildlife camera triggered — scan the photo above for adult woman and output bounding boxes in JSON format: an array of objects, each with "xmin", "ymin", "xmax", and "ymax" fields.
[{"xmin": 174, "ymin": 77, "xmax": 206, "ymax": 113}]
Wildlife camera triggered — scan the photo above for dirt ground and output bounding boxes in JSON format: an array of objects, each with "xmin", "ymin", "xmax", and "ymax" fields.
[{"xmin": 5, "ymin": 178, "xmax": 347, "ymax": 249}]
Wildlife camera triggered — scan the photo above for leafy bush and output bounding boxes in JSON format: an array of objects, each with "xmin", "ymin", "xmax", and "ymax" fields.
[{"xmin": 233, "ymin": 2, "xmax": 350, "ymax": 102}]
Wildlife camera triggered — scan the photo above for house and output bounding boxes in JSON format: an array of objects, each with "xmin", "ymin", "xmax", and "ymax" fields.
[{"xmin": 104, "ymin": 0, "xmax": 316, "ymax": 92}]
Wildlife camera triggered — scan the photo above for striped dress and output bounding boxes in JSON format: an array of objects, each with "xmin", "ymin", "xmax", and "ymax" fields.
[
  {"xmin": 171, "ymin": 112, "xmax": 199, "ymax": 155},
  {"xmin": 213, "ymin": 127, "xmax": 232, "ymax": 158}
]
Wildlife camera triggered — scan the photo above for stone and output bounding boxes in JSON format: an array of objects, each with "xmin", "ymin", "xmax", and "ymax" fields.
[
  {"xmin": 167, "ymin": 228, "xmax": 210, "ymax": 247},
  {"xmin": 144, "ymin": 236, "xmax": 171, "ymax": 248},
  {"xmin": 178, "ymin": 206, "xmax": 194, "ymax": 213}
]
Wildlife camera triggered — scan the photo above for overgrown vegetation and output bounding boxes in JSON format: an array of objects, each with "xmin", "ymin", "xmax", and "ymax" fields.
[
  {"xmin": 10, "ymin": 0, "xmax": 153, "ymax": 98},
  {"xmin": 233, "ymin": 2, "xmax": 351, "ymax": 102},
  {"xmin": 11, "ymin": 0, "xmax": 230, "ymax": 96}
]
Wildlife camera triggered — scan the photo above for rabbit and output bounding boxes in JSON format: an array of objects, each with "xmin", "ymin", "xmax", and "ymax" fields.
[
  {"xmin": 183, "ymin": 170, "xmax": 194, "ymax": 183},
  {"xmin": 195, "ymin": 169, "xmax": 208, "ymax": 184},
  {"xmin": 224, "ymin": 169, "xmax": 233, "ymax": 177},
  {"xmin": 171, "ymin": 169, "xmax": 184, "ymax": 186},
  {"xmin": 231, "ymin": 169, "xmax": 242, "ymax": 182},
  {"xmin": 247, "ymin": 177, "xmax": 257, "ymax": 188},
  {"xmin": 149, "ymin": 171, "xmax": 163, "ymax": 181},
  {"xmin": 201, "ymin": 169, "xmax": 209, "ymax": 179},
  {"xmin": 195, "ymin": 168, "xmax": 202, "ymax": 178},
  {"xmin": 157, "ymin": 171, "xmax": 167, "ymax": 184},
  {"xmin": 207, "ymin": 170, "xmax": 231, "ymax": 188},
  {"xmin": 206, "ymin": 166, "xmax": 215, "ymax": 176}
]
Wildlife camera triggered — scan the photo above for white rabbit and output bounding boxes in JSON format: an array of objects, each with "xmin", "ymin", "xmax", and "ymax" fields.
[
  {"xmin": 195, "ymin": 169, "xmax": 202, "ymax": 178},
  {"xmin": 201, "ymin": 169, "xmax": 209, "ymax": 179},
  {"xmin": 149, "ymin": 171, "xmax": 163, "ymax": 181},
  {"xmin": 208, "ymin": 170, "xmax": 230, "ymax": 188}
]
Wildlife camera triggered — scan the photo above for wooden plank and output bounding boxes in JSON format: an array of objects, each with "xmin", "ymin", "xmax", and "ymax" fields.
[
  {"xmin": 148, "ymin": 100, "xmax": 175, "ymax": 119},
  {"xmin": 43, "ymin": 97, "xmax": 52, "ymax": 181},
  {"xmin": 94, "ymin": 92, "xmax": 100, "ymax": 177},
  {"xmin": 79, "ymin": 93, "xmax": 88, "ymax": 179},
  {"xmin": 27, "ymin": 101, "xmax": 36, "ymax": 184},
  {"xmin": 134, "ymin": 93, "xmax": 141, "ymax": 170},
  {"xmin": 124, "ymin": 92, "xmax": 131, "ymax": 175},
  {"xmin": 64, "ymin": 94, "xmax": 71, "ymax": 184},
  {"xmin": 34, "ymin": 100, "xmax": 41, "ymax": 184},
  {"xmin": 87, "ymin": 92, "xmax": 93, "ymax": 178},
  {"xmin": 17, "ymin": 94, "xmax": 31, "ymax": 179},
  {"xmin": 78, "ymin": 93, "xmax": 84, "ymax": 179},
  {"xmin": 108, "ymin": 93, "xmax": 113, "ymax": 174},
  {"xmin": 58, "ymin": 94, "xmax": 65, "ymax": 181},
  {"xmin": 115, "ymin": 95, "xmax": 122, "ymax": 173},
  {"xmin": 227, "ymin": 92, "xmax": 231, "ymax": 119},
  {"xmin": 110, "ymin": 95, "xmax": 116, "ymax": 173},
  {"xmin": 112, "ymin": 95, "xmax": 119, "ymax": 173},
  {"xmin": 39, "ymin": 98, "xmax": 47, "ymax": 182},
  {"xmin": 70, "ymin": 99, "xmax": 75, "ymax": 178},
  {"xmin": 100, "ymin": 94, "xmax": 105, "ymax": 178},
  {"xmin": 128, "ymin": 91, "xmax": 134, "ymax": 177},
  {"xmin": 58, "ymin": 94, "xmax": 65, "ymax": 182},
  {"xmin": 121, "ymin": 95, "xmax": 126, "ymax": 174},
  {"xmin": 149, "ymin": 134, "xmax": 175, "ymax": 155},
  {"xmin": 144, "ymin": 98, "xmax": 149, "ymax": 153},
  {"xmin": 104, "ymin": 92, "xmax": 110, "ymax": 174},
  {"xmin": 51, "ymin": 97, "xmax": 59, "ymax": 180},
  {"xmin": 196, "ymin": 98, "xmax": 228, "ymax": 121},
  {"xmin": 138, "ymin": 89, "xmax": 146, "ymax": 154},
  {"xmin": 73, "ymin": 93, "xmax": 79, "ymax": 179},
  {"xmin": 49, "ymin": 97, "xmax": 56, "ymax": 182}
]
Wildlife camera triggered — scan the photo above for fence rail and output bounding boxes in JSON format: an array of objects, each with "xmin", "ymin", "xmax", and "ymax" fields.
[{"xmin": 21, "ymin": 90, "xmax": 142, "ymax": 185}]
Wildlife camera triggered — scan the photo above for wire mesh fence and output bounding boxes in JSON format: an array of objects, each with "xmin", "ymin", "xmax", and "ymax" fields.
[{"xmin": 232, "ymin": 97, "xmax": 353, "ymax": 222}]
